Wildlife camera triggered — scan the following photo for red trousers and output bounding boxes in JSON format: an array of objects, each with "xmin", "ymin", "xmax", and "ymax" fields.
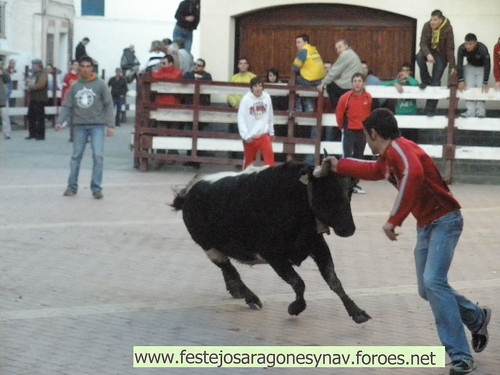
[{"xmin": 242, "ymin": 134, "xmax": 275, "ymax": 169}]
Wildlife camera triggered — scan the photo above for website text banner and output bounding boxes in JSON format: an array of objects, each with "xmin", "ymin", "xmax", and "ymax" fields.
[{"xmin": 133, "ymin": 346, "xmax": 445, "ymax": 368}]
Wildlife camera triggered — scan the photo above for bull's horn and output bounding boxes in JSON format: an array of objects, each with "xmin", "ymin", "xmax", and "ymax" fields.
[
  {"xmin": 312, "ymin": 161, "xmax": 330, "ymax": 178},
  {"xmin": 323, "ymin": 148, "xmax": 329, "ymax": 159}
]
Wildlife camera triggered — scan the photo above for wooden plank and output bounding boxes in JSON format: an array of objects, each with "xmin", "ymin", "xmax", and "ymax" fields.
[
  {"xmin": 366, "ymin": 85, "xmax": 450, "ymax": 99},
  {"xmin": 455, "ymin": 146, "xmax": 500, "ymax": 160},
  {"xmin": 455, "ymin": 117, "xmax": 500, "ymax": 131}
]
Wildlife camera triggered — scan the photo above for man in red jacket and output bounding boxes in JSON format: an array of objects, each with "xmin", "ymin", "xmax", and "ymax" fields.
[
  {"xmin": 323, "ymin": 108, "xmax": 490, "ymax": 375},
  {"xmin": 152, "ymin": 54, "xmax": 182, "ymax": 106},
  {"xmin": 336, "ymin": 72, "xmax": 372, "ymax": 193}
]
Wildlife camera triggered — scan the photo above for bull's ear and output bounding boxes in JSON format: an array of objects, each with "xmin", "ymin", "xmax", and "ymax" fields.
[
  {"xmin": 312, "ymin": 161, "xmax": 330, "ymax": 178},
  {"xmin": 299, "ymin": 173, "xmax": 309, "ymax": 185}
]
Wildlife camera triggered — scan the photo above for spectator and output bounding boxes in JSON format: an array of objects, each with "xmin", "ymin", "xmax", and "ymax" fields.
[
  {"xmin": 266, "ymin": 68, "xmax": 288, "ymax": 112},
  {"xmin": 361, "ymin": 60, "xmax": 386, "ymax": 108},
  {"xmin": 120, "ymin": 45, "xmax": 140, "ymax": 83},
  {"xmin": 55, "ymin": 56, "xmax": 115, "ymax": 199},
  {"xmin": 152, "ymin": 55, "xmax": 182, "ymax": 106},
  {"xmin": 381, "ymin": 63, "xmax": 420, "ymax": 115},
  {"xmin": 361, "ymin": 61, "xmax": 382, "ymax": 85},
  {"xmin": 227, "ymin": 58, "xmax": 256, "ymax": 109},
  {"xmin": 335, "ymin": 72, "xmax": 373, "ymax": 194},
  {"xmin": 494, "ymin": 37, "xmax": 500, "ymax": 91},
  {"xmin": 75, "ymin": 37, "xmax": 90, "ymax": 61},
  {"xmin": 6, "ymin": 59, "xmax": 17, "ymax": 108},
  {"xmin": 46, "ymin": 63, "xmax": 62, "ymax": 109},
  {"xmin": 416, "ymin": 9, "xmax": 455, "ymax": 116},
  {"xmin": 164, "ymin": 39, "xmax": 181, "ymax": 69},
  {"xmin": 237, "ymin": 77, "xmax": 275, "ymax": 169},
  {"xmin": 25, "ymin": 59, "xmax": 48, "ymax": 140},
  {"xmin": 183, "ymin": 58, "xmax": 212, "ymax": 106},
  {"xmin": 61, "ymin": 60, "xmax": 80, "ymax": 142},
  {"xmin": 0, "ymin": 59, "xmax": 12, "ymax": 139},
  {"xmin": 173, "ymin": 0, "xmax": 200, "ymax": 54},
  {"xmin": 457, "ymin": 33, "xmax": 491, "ymax": 118},
  {"xmin": 318, "ymin": 39, "xmax": 362, "ymax": 110},
  {"xmin": 292, "ymin": 34, "xmax": 325, "ymax": 113},
  {"xmin": 107, "ymin": 68, "xmax": 128, "ymax": 127},
  {"xmin": 175, "ymin": 38, "xmax": 195, "ymax": 75},
  {"xmin": 140, "ymin": 40, "xmax": 166, "ymax": 72},
  {"xmin": 324, "ymin": 108, "xmax": 490, "ymax": 375}
]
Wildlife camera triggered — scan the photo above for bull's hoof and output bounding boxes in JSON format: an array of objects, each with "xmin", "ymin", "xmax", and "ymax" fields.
[
  {"xmin": 246, "ymin": 296, "xmax": 263, "ymax": 310},
  {"xmin": 288, "ymin": 299, "xmax": 306, "ymax": 316},
  {"xmin": 352, "ymin": 310, "xmax": 371, "ymax": 324},
  {"xmin": 248, "ymin": 302, "xmax": 262, "ymax": 310}
]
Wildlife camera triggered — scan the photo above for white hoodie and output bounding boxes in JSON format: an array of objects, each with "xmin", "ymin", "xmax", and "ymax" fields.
[{"xmin": 237, "ymin": 90, "xmax": 274, "ymax": 142}]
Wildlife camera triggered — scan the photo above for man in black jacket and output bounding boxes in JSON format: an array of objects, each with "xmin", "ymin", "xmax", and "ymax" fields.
[
  {"xmin": 456, "ymin": 33, "xmax": 491, "ymax": 118},
  {"xmin": 173, "ymin": 0, "xmax": 200, "ymax": 53}
]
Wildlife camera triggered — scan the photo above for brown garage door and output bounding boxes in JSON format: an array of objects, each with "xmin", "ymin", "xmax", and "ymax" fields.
[{"xmin": 235, "ymin": 4, "xmax": 416, "ymax": 82}]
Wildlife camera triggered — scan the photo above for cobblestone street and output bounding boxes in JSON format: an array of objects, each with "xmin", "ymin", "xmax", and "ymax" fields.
[{"xmin": 1, "ymin": 121, "xmax": 499, "ymax": 374}]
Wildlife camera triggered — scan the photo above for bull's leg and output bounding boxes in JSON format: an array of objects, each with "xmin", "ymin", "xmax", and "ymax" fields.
[
  {"xmin": 265, "ymin": 257, "xmax": 307, "ymax": 316},
  {"xmin": 311, "ymin": 238, "xmax": 371, "ymax": 324},
  {"xmin": 205, "ymin": 248, "xmax": 262, "ymax": 310}
]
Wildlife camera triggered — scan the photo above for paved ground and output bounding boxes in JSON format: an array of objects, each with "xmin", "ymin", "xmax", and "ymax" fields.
[{"xmin": 1, "ymin": 118, "xmax": 499, "ymax": 375}]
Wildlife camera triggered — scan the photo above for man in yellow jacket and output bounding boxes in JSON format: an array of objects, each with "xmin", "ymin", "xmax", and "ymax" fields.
[{"xmin": 292, "ymin": 34, "xmax": 325, "ymax": 113}]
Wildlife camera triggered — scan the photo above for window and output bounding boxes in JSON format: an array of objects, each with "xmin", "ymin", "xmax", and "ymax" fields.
[
  {"xmin": 81, "ymin": 0, "xmax": 105, "ymax": 16},
  {"xmin": 0, "ymin": 2, "xmax": 6, "ymax": 38}
]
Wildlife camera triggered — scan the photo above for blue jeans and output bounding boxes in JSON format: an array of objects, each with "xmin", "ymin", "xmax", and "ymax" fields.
[
  {"xmin": 414, "ymin": 210, "xmax": 483, "ymax": 362},
  {"xmin": 416, "ymin": 49, "xmax": 447, "ymax": 113},
  {"xmin": 342, "ymin": 129, "xmax": 366, "ymax": 159},
  {"xmin": 68, "ymin": 125, "xmax": 105, "ymax": 193},
  {"xmin": 173, "ymin": 24, "xmax": 193, "ymax": 53},
  {"xmin": 113, "ymin": 97, "xmax": 125, "ymax": 126}
]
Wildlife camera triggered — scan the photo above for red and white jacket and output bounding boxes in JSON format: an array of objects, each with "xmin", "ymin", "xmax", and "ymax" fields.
[{"xmin": 337, "ymin": 137, "xmax": 460, "ymax": 227}]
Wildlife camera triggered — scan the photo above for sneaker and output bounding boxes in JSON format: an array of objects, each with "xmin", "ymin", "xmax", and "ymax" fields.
[
  {"xmin": 93, "ymin": 190, "xmax": 103, "ymax": 199},
  {"xmin": 449, "ymin": 359, "xmax": 474, "ymax": 374},
  {"xmin": 352, "ymin": 185, "xmax": 365, "ymax": 194},
  {"xmin": 63, "ymin": 188, "xmax": 77, "ymax": 197},
  {"xmin": 472, "ymin": 306, "xmax": 491, "ymax": 353},
  {"xmin": 419, "ymin": 82, "xmax": 428, "ymax": 90},
  {"xmin": 460, "ymin": 111, "xmax": 474, "ymax": 118}
]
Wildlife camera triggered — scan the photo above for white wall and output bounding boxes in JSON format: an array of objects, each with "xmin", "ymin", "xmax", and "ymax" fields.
[
  {"xmin": 199, "ymin": 0, "xmax": 500, "ymax": 84},
  {"xmin": 73, "ymin": 0, "xmax": 200, "ymax": 79}
]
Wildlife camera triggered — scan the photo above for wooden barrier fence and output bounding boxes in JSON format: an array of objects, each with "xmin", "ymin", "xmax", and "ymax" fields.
[{"xmin": 133, "ymin": 71, "xmax": 500, "ymax": 183}]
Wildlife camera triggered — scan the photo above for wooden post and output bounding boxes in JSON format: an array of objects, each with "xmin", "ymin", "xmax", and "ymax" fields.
[{"xmin": 443, "ymin": 71, "xmax": 458, "ymax": 184}]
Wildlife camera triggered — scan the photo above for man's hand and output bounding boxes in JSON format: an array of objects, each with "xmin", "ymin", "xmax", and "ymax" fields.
[
  {"xmin": 426, "ymin": 53, "xmax": 436, "ymax": 64},
  {"xmin": 482, "ymin": 84, "xmax": 489, "ymax": 93},
  {"xmin": 317, "ymin": 84, "xmax": 324, "ymax": 92},
  {"xmin": 106, "ymin": 128, "xmax": 116, "ymax": 137},
  {"xmin": 458, "ymin": 82, "xmax": 466, "ymax": 92},
  {"xmin": 54, "ymin": 123, "xmax": 63, "ymax": 131},
  {"xmin": 495, "ymin": 81, "xmax": 500, "ymax": 91},
  {"xmin": 322, "ymin": 156, "xmax": 339, "ymax": 173},
  {"xmin": 383, "ymin": 222, "xmax": 399, "ymax": 241}
]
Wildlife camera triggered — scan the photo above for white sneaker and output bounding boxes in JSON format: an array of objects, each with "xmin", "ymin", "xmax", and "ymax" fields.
[{"xmin": 352, "ymin": 185, "xmax": 365, "ymax": 194}]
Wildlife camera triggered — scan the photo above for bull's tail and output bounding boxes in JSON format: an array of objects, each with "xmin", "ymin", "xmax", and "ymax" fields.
[
  {"xmin": 170, "ymin": 187, "xmax": 187, "ymax": 211},
  {"xmin": 170, "ymin": 175, "xmax": 201, "ymax": 211}
]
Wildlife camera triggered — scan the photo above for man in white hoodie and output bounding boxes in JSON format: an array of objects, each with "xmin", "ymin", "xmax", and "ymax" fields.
[{"xmin": 237, "ymin": 77, "xmax": 275, "ymax": 169}]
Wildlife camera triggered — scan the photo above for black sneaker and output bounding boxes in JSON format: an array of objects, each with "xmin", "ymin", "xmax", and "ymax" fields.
[
  {"xmin": 472, "ymin": 306, "xmax": 491, "ymax": 353},
  {"xmin": 93, "ymin": 190, "xmax": 103, "ymax": 199},
  {"xmin": 449, "ymin": 359, "xmax": 474, "ymax": 374},
  {"xmin": 63, "ymin": 188, "xmax": 77, "ymax": 197}
]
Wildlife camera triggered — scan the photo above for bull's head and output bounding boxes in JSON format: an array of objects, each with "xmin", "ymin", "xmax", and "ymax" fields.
[{"xmin": 300, "ymin": 157, "xmax": 356, "ymax": 237}]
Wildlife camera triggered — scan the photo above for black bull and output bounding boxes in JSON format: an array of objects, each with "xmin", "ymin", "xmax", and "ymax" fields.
[{"xmin": 171, "ymin": 162, "xmax": 370, "ymax": 323}]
